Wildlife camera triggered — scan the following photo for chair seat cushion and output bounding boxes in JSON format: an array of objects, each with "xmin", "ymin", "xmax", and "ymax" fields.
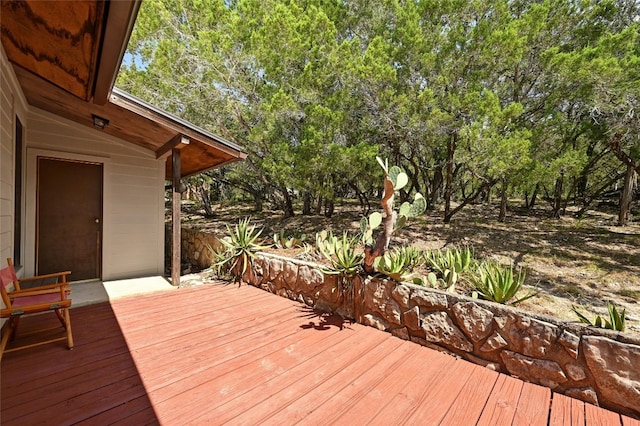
[{"xmin": 12, "ymin": 293, "xmax": 64, "ymax": 308}]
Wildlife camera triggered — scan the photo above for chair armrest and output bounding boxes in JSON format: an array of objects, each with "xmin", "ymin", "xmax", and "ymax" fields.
[
  {"xmin": 19, "ymin": 271, "xmax": 71, "ymax": 283},
  {"xmin": 9, "ymin": 283, "xmax": 71, "ymax": 298}
]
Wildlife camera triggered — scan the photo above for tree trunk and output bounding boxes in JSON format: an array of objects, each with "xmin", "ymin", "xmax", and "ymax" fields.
[
  {"xmin": 575, "ymin": 172, "xmax": 626, "ymax": 218},
  {"xmin": 527, "ymin": 184, "xmax": 539, "ymax": 209},
  {"xmin": 431, "ymin": 165, "xmax": 443, "ymax": 207},
  {"xmin": 499, "ymin": 178, "xmax": 508, "ymax": 222},
  {"xmin": 281, "ymin": 187, "xmax": 294, "ymax": 218},
  {"xmin": 314, "ymin": 195, "xmax": 322, "ymax": 214},
  {"xmin": 444, "ymin": 180, "xmax": 496, "ymax": 223},
  {"xmin": 198, "ymin": 185, "xmax": 214, "ymax": 217},
  {"xmin": 444, "ymin": 133, "xmax": 456, "ymax": 222},
  {"xmin": 349, "ymin": 182, "xmax": 370, "ymax": 216},
  {"xmin": 619, "ymin": 164, "xmax": 637, "ymax": 226},
  {"xmin": 552, "ymin": 173, "xmax": 564, "ymax": 219},
  {"xmin": 302, "ymin": 192, "xmax": 312, "ymax": 215},
  {"xmin": 324, "ymin": 198, "xmax": 334, "ymax": 218}
]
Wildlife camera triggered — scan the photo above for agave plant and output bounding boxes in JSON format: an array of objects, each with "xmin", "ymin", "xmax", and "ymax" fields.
[
  {"xmin": 318, "ymin": 231, "xmax": 363, "ymax": 289},
  {"xmin": 375, "ymin": 246, "xmax": 424, "ymax": 282},
  {"xmin": 273, "ymin": 230, "xmax": 307, "ymax": 249},
  {"xmin": 422, "ymin": 247, "xmax": 476, "ymax": 292},
  {"xmin": 471, "ymin": 261, "xmax": 536, "ymax": 305},
  {"xmin": 315, "ymin": 230, "xmax": 338, "ymax": 256},
  {"xmin": 572, "ymin": 302, "xmax": 626, "ymax": 331},
  {"xmin": 212, "ymin": 218, "xmax": 269, "ymax": 281}
]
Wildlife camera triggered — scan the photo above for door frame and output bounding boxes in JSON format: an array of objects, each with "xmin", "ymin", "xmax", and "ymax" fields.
[{"xmin": 25, "ymin": 149, "xmax": 112, "ymax": 279}]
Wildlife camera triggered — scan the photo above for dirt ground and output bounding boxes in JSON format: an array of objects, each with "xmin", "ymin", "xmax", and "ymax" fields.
[{"xmin": 181, "ymin": 200, "xmax": 640, "ymax": 337}]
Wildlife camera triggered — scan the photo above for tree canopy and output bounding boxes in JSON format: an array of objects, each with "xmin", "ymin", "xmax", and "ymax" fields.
[{"xmin": 117, "ymin": 0, "xmax": 640, "ymax": 223}]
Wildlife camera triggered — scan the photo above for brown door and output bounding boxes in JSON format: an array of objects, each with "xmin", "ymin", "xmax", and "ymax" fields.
[{"xmin": 37, "ymin": 157, "xmax": 103, "ymax": 281}]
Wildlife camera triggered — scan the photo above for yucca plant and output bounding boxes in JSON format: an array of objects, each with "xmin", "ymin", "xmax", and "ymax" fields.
[
  {"xmin": 471, "ymin": 261, "xmax": 536, "ymax": 305},
  {"xmin": 572, "ymin": 303, "xmax": 626, "ymax": 331},
  {"xmin": 212, "ymin": 218, "xmax": 269, "ymax": 281}
]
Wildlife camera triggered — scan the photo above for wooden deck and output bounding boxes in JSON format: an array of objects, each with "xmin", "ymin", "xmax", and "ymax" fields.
[{"xmin": 2, "ymin": 283, "xmax": 639, "ymax": 425}]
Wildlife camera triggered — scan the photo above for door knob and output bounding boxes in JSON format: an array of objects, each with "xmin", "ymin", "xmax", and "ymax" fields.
[{"xmin": 95, "ymin": 218, "xmax": 100, "ymax": 224}]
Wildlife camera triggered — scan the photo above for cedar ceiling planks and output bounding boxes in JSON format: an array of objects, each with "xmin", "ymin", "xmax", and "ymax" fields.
[
  {"xmin": 0, "ymin": 0, "xmax": 246, "ymax": 178},
  {"xmin": 0, "ymin": 0, "xmax": 104, "ymax": 101}
]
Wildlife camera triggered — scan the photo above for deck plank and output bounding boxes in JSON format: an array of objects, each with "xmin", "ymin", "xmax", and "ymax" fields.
[
  {"xmin": 513, "ymin": 381, "xmax": 553, "ymax": 426},
  {"xmin": 550, "ymin": 393, "xmax": 586, "ymax": 426},
  {"xmin": 256, "ymin": 335, "xmax": 414, "ymax": 425},
  {"xmin": 438, "ymin": 362, "xmax": 501, "ymax": 424},
  {"xmin": 623, "ymin": 415, "xmax": 640, "ymax": 426},
  {"xmin": 306, "ymin": 343, "xmax": 455, "ymax": 425},
  {"xmin": 476, "ymin": 372, "xmax": 525, "ymax": 425},
  {"xmin": 1, "ymin": 282, "xmax": 635, "ymax": 425},
  {"xmin": 369, "ymin": 355, "xmax": 474, "ymax": 425},
  {"xmin": 152, "ymin": 315, "xmax": 358, "ymax": 424},
  {"xmin": 402, "ymin": 358, "xmax": 489, "ymax": 424},
  {"xmin": 209, "ymin": 326, "xmax": 396, "ymax": 425},
  {"xmin": 585, "ymin": 402, "xmax": 622, "ymax": 425}
]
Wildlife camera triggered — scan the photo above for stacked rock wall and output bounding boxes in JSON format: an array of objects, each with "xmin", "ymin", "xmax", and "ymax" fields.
[
  {"xmin": 179, "ymin": 227, "xmax": 222, "ymax": 270},
  {"xmin": 246, "ymin": 252, "xmax": 640, "ymax": 418}
]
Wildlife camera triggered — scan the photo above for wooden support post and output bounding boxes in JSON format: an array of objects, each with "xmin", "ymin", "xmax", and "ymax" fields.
[{"xmin": 171, "ymin": 148, "xmax": 181, "ymax": 286}]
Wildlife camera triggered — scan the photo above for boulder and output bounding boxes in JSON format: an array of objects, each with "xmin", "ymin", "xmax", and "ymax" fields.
[
  {"xmin": 500, "ymin": 350, "xmax": 567, "ymax": 389},
  {"xmin": 582, "ymin": 336, "xmax": 640, "ymax": 416},
  {"xmin": 496, "ymin": 314, "xmax": 558, "ymax": 358},
  {"xmin": 452, "ymin": 302, "xmax": 495, "ymax": 342},
  {"xmin": 411, "ymin": 289, "xmax": 448, "ymax": 310},
  {"xmin": 421, "ymin": 311, "xmax": 473, "ymax": 352}
]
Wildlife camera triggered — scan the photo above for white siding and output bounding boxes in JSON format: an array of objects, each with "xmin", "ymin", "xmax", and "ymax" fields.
[
  {"xmin": 25, "ymin": 109, "xmax": 166, "ymax": 280},
  {"xmin": 1, "ymin": 43, "xmax": 166, "ymax": 284},
  {"xmin": 0, "ymin": 45, "xmax": 28, "ymax": 325}
]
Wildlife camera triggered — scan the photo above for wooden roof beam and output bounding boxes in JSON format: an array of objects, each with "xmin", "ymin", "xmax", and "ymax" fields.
[{"xmin": 156, "ymin": 134, "xmax": 190, "ymax": 160}]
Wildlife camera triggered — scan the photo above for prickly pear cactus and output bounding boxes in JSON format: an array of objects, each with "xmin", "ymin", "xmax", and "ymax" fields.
[{"xmin": 363, "ymin": 156, "xmax": 427, "ymax": 273}]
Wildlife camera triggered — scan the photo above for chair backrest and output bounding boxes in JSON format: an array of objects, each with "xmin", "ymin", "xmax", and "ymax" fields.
[{"xmin": 0, "ymin": 264, "xmax": 17, "ymax": 308}]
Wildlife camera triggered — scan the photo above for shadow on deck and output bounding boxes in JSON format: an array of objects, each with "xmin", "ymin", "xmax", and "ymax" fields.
[{"xmin": 2, "ymin": 283, "xmax": 639, "ymax": 425}]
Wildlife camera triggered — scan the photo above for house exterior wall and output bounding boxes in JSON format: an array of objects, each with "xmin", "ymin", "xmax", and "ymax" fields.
[
  {"xmin": 1, "ymin": 43, "xmax": 166, "ymax": 283},
  {"xmin": 24, "ymin": 108, "xmax": 166, "ymax": 281},
  {"xmin": 1, "ymin": 45, "xmax": 28, "ymax": 325}
]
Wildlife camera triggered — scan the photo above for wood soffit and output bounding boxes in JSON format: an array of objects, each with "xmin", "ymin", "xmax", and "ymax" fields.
[{"xmin": 0, "ymin": 0, "xmax": 245, "ymax": 179}]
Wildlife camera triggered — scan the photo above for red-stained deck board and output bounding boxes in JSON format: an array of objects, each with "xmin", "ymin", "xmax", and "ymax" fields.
[
  {"xmin": 623, "ymin": 415, "xmax": 640, "ymax": 426},
  {"xmin": 151, "ymin": 315, "xmax": 352, "ymax": 424},
  {"xmin": 550, "ymin": 393, "xmax": 586, "ymax": 426},
  {"xmin": 401, "ymin": 357, "xmax": 486, "ymax": 424},
  {"xmin": 289, "ymin": 342, "xmax": 452, "ymax": 425},
  {"xmin": 195, "ymin": 326, "xmax": 393, "ymax": 424},
  {"xmin": 476, "ymin": 372, "xmax": 525, "ymax": 425},
  {"xmin": 74, "ymin": 395, "xmax": 159, "ymax": 426},
  {"xmin": 438, "ymin": 361, "xmax": 500, "ymax": 424},
  {"xmin": 367, "ymin": 353, "xmax": 472, "ymax": 425},
  {"xmin": 585, "ymin": 400, "xmax": 624, "ymax": 425},
  {"xmin": 255, "ymin": 334, "xmax": 413, "ymax": 425},
  {"xmin": 514, "ymin": 381, "xmax": 553, "ymax": 426},
  {"xmin": 2, "ymin": 282, "xmax": 634, "ymax": 425}
]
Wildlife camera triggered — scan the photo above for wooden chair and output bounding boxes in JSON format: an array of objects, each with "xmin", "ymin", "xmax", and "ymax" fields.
[{"xmin": 0, "ymin": 259, "xmax": 73, "ymax": 360}]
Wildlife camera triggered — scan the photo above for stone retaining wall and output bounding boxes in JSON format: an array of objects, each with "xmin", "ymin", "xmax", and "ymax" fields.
[
  {"xmin": 245, "ymin": 252, "xmax": 640, "ymax": 418},
  {"xmin": 167, "ymin": 226, "xmax": 222, "ymax": 272}
]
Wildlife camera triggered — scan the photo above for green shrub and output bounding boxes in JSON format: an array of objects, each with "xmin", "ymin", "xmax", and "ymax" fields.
[
  {"xmin": 572, "ymin": 303, "xmax": 626, "ymax": 331},
  {"xmin": 471, "ymin": 261, "xmax": 536, "ymax": 305}
]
